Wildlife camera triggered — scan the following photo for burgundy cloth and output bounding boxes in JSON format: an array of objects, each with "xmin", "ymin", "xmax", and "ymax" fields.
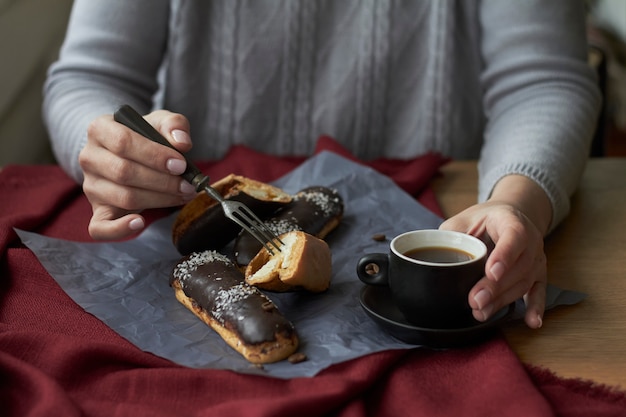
[{"xmin": 1, "ymin": 136, "xmax": 625, "ymax": 417}]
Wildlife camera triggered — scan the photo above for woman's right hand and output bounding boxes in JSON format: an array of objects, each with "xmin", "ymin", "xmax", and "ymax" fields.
[{"xmin": 79, "ymin": 110, "xmax": 198, "ymax": 240}]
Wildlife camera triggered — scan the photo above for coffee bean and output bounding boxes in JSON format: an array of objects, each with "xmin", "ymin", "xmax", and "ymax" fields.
[
  {"xmin": 371, "ymin": 233, "xmax": 386, "ymax": 242},
  {"xmin": 364, "ymin": 263, "xmax": 380, "ymax": 275}
]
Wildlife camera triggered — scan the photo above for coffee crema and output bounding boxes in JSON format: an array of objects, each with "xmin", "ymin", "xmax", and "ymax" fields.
[{"xmin": 403, "ymin": 246, "xmax": 474, "ymax": 263}]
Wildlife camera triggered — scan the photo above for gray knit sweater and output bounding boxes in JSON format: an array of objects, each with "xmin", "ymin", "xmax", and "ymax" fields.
[{"xmin": 43, "ymin": 0, "xmax": 601, "ymax": 229}]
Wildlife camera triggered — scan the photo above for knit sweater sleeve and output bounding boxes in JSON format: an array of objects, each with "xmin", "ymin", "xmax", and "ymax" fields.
[
  {"xmin": 477, "ymin": 0, "xmax": 601, "ymax": 232},
  {"xmin": 42, "ymin": 0, "xmax": 170, "ymax": 183}
]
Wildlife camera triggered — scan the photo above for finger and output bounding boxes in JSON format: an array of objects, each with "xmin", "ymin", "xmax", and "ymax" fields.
[
  {"xmin": 89, "ymin": 115, "xmax": 188, "ymax": 177},
  {"xmin": 83, "ymin": 118, "xmax": 197, "ymax": 198},
  {"xmin": 472, "ymin": 247, "xmax": 546, "ymax": 326},
  {"xmin": 439, "ymin": 215, "xmax": 468, "ymax": 232},
  {"xmin": 471, "ymin": 276, "xmax": 533, "ymax": 322},
  {"xmin": 469, "ymin": 249, "xmax": 545, "ymax": 321},
  {"xmin": 439, "ymin": 209, "xmax": 491, "ymax": 250},
  {"xmin": 484, "ymin": 222, "xmax": 529, "ymax": 282},
  {"xmin": 523, "ymin": 280, "xmax": 547, "ymax": 329},
  {"xmin": 82, "ymin": 146, "xmax": 195, "ymax": 198},
  {"xmin": 88, "ymin": 205, "xmax": 146, "ymax": 240},
  {"xmin": 84, "ymin": 174, "xmax": 195, "ymax": 212},
  {"xmin": 145, "ymin": 110, "xmax": 193, "ymax": 153}
]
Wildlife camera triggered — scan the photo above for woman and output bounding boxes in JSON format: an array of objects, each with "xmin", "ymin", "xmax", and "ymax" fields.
[{"xmin": 43, "ymin": 0, "xmax": 601, "ymax": 329}]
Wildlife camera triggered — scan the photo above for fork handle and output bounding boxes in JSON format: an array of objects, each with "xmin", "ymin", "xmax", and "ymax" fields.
[{"xmin": 113, "ymin": 104, "xmax": 209, "ymax": 191}]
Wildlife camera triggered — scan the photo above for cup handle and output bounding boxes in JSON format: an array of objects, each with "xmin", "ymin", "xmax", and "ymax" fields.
[{"xmin": 356, "ymin": 253, "xmax": 389, "ymax": 286}]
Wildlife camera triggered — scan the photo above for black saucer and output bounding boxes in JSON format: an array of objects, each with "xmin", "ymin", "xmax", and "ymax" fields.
[{"xmin": 359, "ymin": 285, "xmax": 514, "ymax": 348}]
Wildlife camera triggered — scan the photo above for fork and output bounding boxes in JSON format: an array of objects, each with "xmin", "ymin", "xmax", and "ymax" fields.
[{"xmin": 113, "ymin": 105, "xmax": 283, "ymax": 255}]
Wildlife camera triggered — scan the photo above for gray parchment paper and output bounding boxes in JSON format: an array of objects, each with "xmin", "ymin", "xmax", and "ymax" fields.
[{"xmin": 17, "ymin": 152, "xmax": 586, "ymax": 379}]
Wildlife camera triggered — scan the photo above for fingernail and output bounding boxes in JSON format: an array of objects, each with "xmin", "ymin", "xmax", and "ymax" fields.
[
  {"xmin": 166, "ymin": 158, "xmax": 186, "ymax": 175},
  {"xmin": 481, "ymin": 304, "xmax": 495, "ymax": 321},
  {"xmin": 474, "ymin": 288, "xmax": 492, "ymax": 309},
  {"xmin": 129, "ymin": 217, "xmax": 145, "ymax": 231},
  {"xmin": 490, "ymin": 262, "xmax": 505, "ymax": 281},
  {"xmin": 179, "ymin": 180, "xmax": 196, "ymax": 194},
  {"xmin": 171, "ymin": 129, "xmax": 191, "ymax": 145},
  {"xmin": 536, "ymin": 314, "xmax": 543, "ymax": 329}
]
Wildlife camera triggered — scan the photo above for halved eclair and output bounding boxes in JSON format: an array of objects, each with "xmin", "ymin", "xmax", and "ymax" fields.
[
  {"xmin": 172, "ymin": 174, "xmax": 292, "ymax": 255},
  {"xmin": 245, "ymin": 230, "xmax": 332, "ymax": 293}
]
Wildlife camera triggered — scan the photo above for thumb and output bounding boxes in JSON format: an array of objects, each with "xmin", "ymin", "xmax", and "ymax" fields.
[{"xmin": 88, "ymin": 205, "xmax": 145, "ymax": 240}]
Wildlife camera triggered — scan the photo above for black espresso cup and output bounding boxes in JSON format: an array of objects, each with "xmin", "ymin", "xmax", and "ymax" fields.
[{"xmin": 357, "ymin": 229, "xmax": 488, "ymax": 329}]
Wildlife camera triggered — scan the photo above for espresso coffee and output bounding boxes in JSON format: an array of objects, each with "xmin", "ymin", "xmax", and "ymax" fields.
[{"xmin": 403, "ymin": 246, "xmax": 474, "ymax": 263}]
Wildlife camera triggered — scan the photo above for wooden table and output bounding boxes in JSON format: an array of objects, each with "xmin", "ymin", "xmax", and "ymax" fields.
[{"xmin": 432, "ymin": 158, "xmax": 626, "ymax": 389}]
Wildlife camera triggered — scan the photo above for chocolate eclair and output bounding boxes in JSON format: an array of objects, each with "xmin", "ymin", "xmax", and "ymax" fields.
[
  {"xmin": 234, "ymin": 186, "xmax": 344, "ymax": 267},
  {"xmin": 172, "ymin": 174, "xmax": 293, "ymax": 255},
  {"xmin": 171, "ymin": 250, "xmax": 299, "ymax": 364}
]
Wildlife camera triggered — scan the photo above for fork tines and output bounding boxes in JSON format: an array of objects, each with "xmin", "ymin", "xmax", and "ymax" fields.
[{"xmin": 232, "ymin": 206, "xmax": 283, "ymax": 255}]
